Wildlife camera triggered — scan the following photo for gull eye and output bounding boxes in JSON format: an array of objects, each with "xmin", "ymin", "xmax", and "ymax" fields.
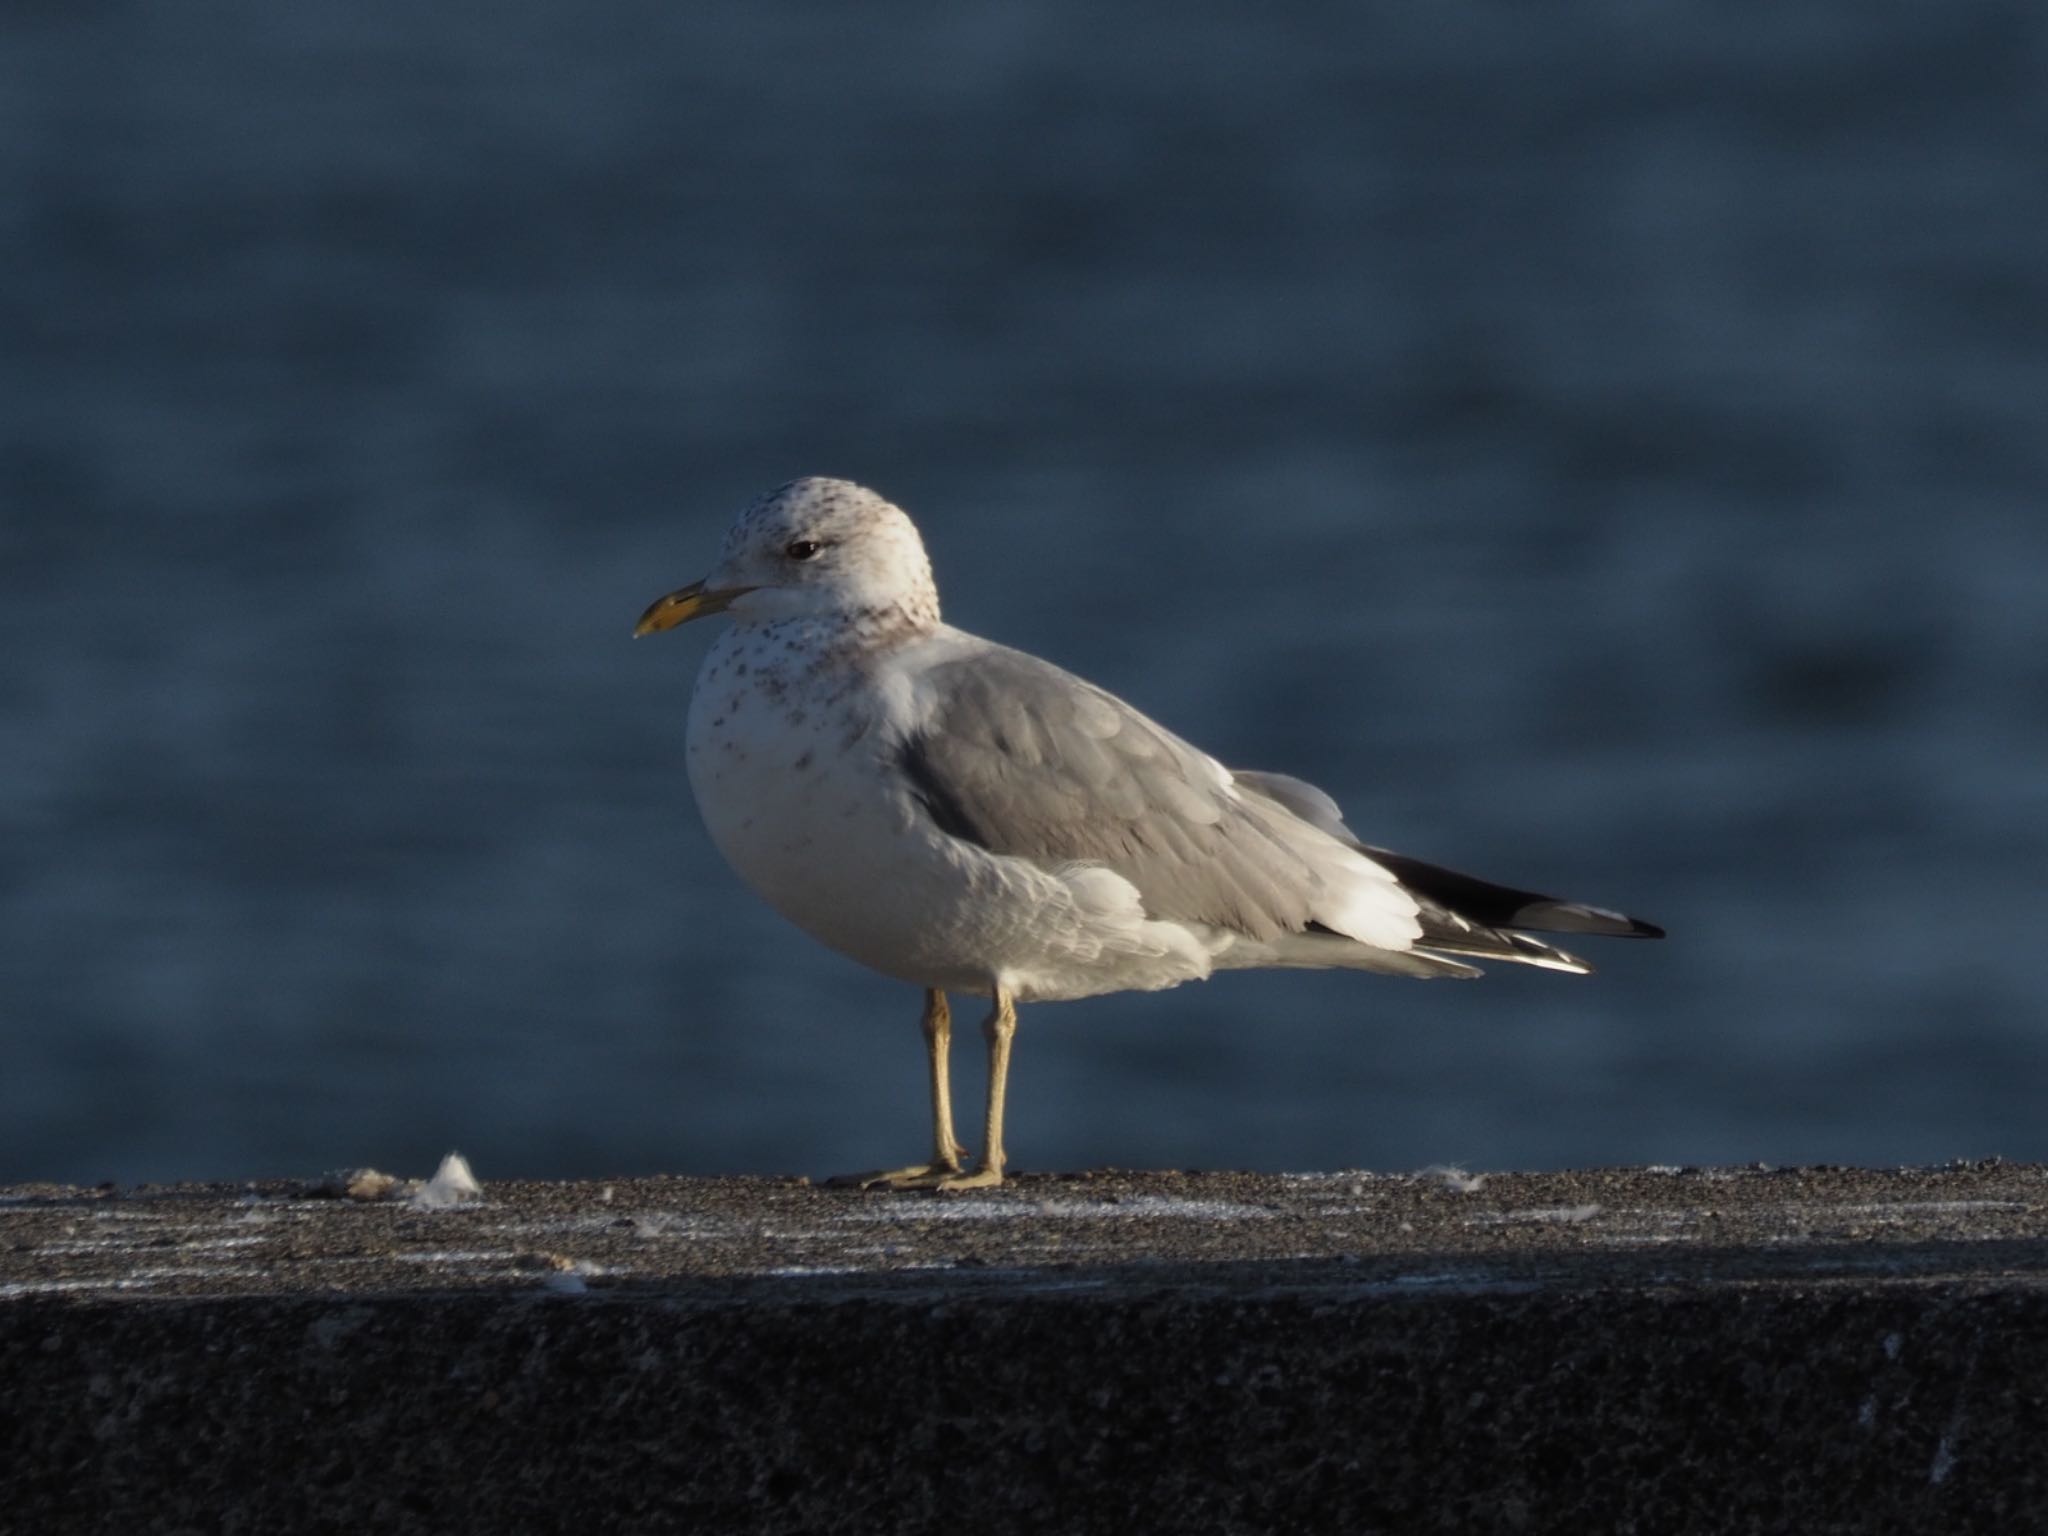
[{"xmin": 784, "ymin": 539, "xmax": 822, "ymax": 562}]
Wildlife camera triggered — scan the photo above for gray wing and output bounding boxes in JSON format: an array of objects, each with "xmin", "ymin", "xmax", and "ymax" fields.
[{"xmin": 896, "ymin": 646, "xmax": 1331, "ymax": 942}]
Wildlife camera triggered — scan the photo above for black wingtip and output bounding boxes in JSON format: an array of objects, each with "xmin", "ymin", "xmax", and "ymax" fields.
[
  {"xmin": 1509, "ymin": 901, "xmax": 1665, "ymax": 940},
  {"xmin": 1363, "ymin": 846, "xmax": 1664, "ymax": 942}
]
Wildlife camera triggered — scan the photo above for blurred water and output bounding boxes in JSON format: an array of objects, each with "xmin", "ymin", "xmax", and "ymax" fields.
[{"xmin": 3, "ymin": 2, "xmax": 2044, "ymax": 1184}]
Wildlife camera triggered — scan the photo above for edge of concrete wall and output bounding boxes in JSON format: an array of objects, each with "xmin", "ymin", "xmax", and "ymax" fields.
[{"xmin": 6, "ymin": 1165, "xmax": 2045, "ymax": 1534}]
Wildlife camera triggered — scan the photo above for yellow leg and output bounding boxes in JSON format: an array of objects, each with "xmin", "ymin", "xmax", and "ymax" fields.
[
  {"xmin": 917, "ymin": 989, "xmax": 1015, "ymax": 1193},
  {"xmin": 827, "ymin": 990, "xmax": 969, "ymax": 1189},
  {"xmin": 922, "ymin": 989, "xmax": 970, "ymax": 1169}
]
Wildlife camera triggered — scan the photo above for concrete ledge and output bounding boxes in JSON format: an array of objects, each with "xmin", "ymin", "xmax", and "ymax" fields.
[{"xmin": 6, "ymin": 1164, "xmax": 2047, "ymax": 1532}]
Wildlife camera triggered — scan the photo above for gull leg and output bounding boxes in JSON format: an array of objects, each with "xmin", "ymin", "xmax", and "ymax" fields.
[
  {"xmin": 923, "ymin": 989, "xmax": 972, "ymax": 1169},
  {"xmin": 827, "ymin": 989, "xmax": 969, "ymax": 1189},
  {"xmin": 915, "ymin": 988, "xmax": 1016, "ymax": 1193}
]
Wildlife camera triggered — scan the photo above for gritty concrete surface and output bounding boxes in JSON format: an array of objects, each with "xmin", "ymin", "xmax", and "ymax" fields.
[{"xmin": 5, "ymin": 1162, "xmax": 2048, "ymax": 1533}]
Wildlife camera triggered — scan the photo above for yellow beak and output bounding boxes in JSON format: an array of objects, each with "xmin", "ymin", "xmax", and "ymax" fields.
[{"xmin": 633, "ymin": 579, "xmax": 754, "ymax": 636}]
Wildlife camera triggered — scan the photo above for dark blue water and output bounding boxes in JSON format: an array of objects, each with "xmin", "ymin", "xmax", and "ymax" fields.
[{"xmin": 4, "ymin": 3, "xmax": 2045, "ymax": 1184}]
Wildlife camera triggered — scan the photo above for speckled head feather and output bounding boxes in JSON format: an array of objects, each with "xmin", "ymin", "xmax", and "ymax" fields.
[{"xmin": 705, "ymin": 477, "xmax": 941, "ymax": 633}]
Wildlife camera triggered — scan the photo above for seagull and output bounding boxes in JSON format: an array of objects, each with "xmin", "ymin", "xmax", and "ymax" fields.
[{"xmin": 636, "ymin": 477, "xmax": 1661, "ymax": 1190}]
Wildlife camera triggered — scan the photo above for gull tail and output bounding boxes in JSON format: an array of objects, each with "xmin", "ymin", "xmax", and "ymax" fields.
[
  {"xmin": 1362, "ymin": 846, "xmax": 1664, "ymax": 976},
  {"xmin": 1363, "ymin": 847, "xmax": 1665, "ymax": 939},
  {"xmin": 1229, "ymin": 769, "xmax": 1664, "ymax": 978}
]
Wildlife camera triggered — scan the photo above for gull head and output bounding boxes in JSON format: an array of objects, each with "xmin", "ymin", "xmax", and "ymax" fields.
[{"xmin": 635, "ymin": 477, "xmax": 941, "ymax": 636}]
